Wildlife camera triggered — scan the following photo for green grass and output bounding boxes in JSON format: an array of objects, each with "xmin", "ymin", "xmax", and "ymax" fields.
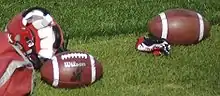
[{"xmin": 1, "ymin": 0, "xmax": 220, "ymax": 96}]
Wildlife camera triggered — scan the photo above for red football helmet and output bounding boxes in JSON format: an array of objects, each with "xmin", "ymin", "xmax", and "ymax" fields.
[{"xmin": 5, "ymin": 7, "xmax": 67, "ymax": 68}]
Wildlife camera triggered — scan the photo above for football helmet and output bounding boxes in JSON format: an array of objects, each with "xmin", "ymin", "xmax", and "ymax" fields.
[{"xmin": 5, "ymin": 7, "xmax": 68, "ymax": 68}]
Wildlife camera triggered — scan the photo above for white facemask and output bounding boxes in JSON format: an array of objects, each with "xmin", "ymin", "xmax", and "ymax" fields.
[
  {"xmin": 37, "ymin": 26, "xmax": 56, "ymax": 59},
  {"xmin": 22, "ymin": 9, "xmax": 56, "ymax": 59}
]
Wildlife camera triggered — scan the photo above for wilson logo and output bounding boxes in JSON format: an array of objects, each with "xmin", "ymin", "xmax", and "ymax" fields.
[{"xmin": 64, "ymin": 61, "xmax": 86, "ymax": 68}]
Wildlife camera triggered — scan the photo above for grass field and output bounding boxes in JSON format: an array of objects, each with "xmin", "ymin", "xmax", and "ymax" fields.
[{"xmin": 1, "ymin": 0, "xmax": 220, "ymax": 96}]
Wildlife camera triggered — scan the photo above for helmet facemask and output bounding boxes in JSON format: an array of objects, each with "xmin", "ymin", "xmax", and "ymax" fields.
[{"xmin": 7, "ymin": 7, "xmax": 68, "ymax": 69}]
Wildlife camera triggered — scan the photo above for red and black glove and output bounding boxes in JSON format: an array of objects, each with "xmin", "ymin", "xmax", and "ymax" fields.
[{"xmin": 135, "ymin": 36, "xmax": 171, "ymax": 56}]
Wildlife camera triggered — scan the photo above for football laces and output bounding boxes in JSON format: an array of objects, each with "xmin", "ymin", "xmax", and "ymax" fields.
[{"xmin": 61, "ymin": 53, "xmax": 88, "ymax": 60}]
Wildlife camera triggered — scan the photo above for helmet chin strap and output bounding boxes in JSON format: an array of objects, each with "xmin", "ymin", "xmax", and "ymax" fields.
[
  {"xmin": 11, "ymin": 43, "xmax": 32, "ymax": 64},
  {"xmin": 11, "ymin": 42, "xmax": 44, "ymax": 69}
]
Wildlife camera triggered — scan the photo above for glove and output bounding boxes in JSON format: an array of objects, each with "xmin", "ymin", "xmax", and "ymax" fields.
[{"xmin": 135, "ymin": 36, "xmax": 171, "ymax": 56}]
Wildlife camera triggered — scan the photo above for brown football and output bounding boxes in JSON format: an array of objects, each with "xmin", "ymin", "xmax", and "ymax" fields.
[
  {"xmin": 40, "ymin": 51, "xmax": 103, "ymax": 88},
  {"xmin": 148, "ymin": 8, "xmax": 211, "ymax": 45}
]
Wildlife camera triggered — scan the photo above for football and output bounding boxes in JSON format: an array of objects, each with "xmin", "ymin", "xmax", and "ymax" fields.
[
  {"xmin": 148, "ymin": 8, "xmax": 211, "ymax": 45},
  {"xmin": 40, "ymin": 51, "xmax": 103, "ymax": 88}
]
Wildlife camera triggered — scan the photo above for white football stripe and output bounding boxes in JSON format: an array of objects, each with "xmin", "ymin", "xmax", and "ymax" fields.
[
  {"xmin": 52, "ymin": 56, "xmax": 60, "ymax": 87},
  {"xmin": 197, "ymin": 13, "xmax": 204, "ymax": 41},
  {"xmin": 159, "ymin": 12, "xmax": 168, "ymax": 39},
  {"xmin": 89, "ymin": 55, "xmax": 96, "ymax": 83}
]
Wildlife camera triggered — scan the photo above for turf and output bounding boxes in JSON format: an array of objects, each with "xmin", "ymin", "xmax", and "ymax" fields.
[{"xmin": 0, "ymin": 0, "xmax": 220, "ymax": 96}]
